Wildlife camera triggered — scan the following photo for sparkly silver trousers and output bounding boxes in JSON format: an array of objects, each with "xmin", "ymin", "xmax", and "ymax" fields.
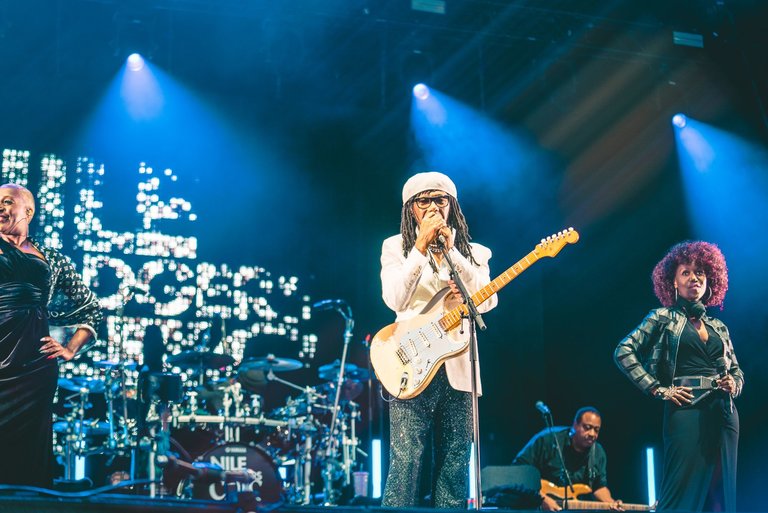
[{"xmin": 382, "ymin": 368, "xmax": 472, "ymax": 509}]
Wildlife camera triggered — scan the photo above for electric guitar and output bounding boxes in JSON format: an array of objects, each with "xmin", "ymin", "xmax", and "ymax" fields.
[
  {"xmin": 541, "ymin": 479, "xmax": 656, "ymax": 511},
  {"xmin": 370, "ymin": 228, "xmax": 579, "ymax": 399}
]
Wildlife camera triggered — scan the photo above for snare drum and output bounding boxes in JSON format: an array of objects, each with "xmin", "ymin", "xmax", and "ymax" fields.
[{"xmin": 192, "ymin": 443, "xmax": 283, "ymax": 503}]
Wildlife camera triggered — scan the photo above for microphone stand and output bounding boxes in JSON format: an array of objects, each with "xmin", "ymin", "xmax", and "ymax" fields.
[
  {"xmin": 542, "ymin": 409, "xmax": 574, "ymax": 510},
  {"xmin": 322, "ymin": 303, "xmax": 355, "ymax": 505},
  {"xmin": 438, "ymin": 241, "xmax": 486, "ymax": 510}
]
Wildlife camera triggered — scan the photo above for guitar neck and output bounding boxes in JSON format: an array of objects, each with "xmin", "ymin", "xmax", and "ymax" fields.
[
  {"xmin": 439, "ymin": 248, "xmax": 541, "ymax": 331},
  {"xmin": 563, "ymin": 500, "xmax": 652, "ymax": 511}
]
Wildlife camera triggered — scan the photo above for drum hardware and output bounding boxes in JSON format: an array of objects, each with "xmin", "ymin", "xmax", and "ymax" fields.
[
  {"xmin": 58, "ymin": 376, "xmax": 108, "ymax": 394},
  {"xmin": 138, "ymin": 373, "xmax": 185, "ymax": 498},
  {"xmin": 313, "ymin": 299, "xmax": 355, "ymax": 506},
  {"xmin": 239, "ymin": 354, "xmax": 303, "ymax": 373},
  {"xmin": 167, "ymin": 350, "xmax": 235, "ymax": 387},
  {"xmin": 55, "ymin": 386, "xmax": 98, "ymax": 481},
  {"xmin": 101, "ymin": 360, "xmax": 137, "ymax": 453},
  {"xmin": 173, "ymin": 413, "xmax": 288, "ymax": 429}
]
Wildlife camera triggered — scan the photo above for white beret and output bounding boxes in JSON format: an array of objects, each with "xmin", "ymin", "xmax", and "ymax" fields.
[{"xmin": 401, "ymin": 171, "xmax": 457, "ymax": 204}]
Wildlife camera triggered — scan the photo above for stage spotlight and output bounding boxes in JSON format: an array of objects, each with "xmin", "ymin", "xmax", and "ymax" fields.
[
  {"xmin": 672, "ymin": 113, "xmax": 687, "ymax": 128},
  {"xmin": 413, "ymin": 83, "xmax": 430, "ymax": 100},
  {"xmin": 127, "ymin": 53, "xmax": 145, "ymax": 72}
]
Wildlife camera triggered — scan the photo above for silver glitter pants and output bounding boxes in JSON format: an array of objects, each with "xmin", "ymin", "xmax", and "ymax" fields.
[{"xmin": 382, "ymin": 368, "xmax": 472, "ymax": 509}]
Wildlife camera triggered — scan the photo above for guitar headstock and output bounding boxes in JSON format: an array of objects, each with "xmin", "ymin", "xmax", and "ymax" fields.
[{"xmin": 536, "ymin": 227, "xmax": 580, "ymax": 258}]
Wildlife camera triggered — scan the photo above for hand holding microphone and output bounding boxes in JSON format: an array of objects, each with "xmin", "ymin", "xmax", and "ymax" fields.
[{"xmin": 714, "ymin": 357, "xmax": 736, "ymax": 396}]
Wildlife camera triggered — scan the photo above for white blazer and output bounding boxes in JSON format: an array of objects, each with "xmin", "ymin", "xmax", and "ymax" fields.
[{"xmin": 380, "ymin": 234, "xmax": 498, "ymax": 394}]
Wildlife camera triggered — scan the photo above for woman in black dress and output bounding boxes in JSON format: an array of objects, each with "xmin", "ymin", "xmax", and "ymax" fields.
[
  {"xmin": 614, "ymin": 241, "xmax": 743, "ymax": 511},
  {"xmin": 0, "ymin": 183, "xmax": 102, "ymax": 487}
]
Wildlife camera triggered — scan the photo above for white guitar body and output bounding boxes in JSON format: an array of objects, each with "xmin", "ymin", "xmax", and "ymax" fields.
[{"xmin": 371, "ymin": 288, "xmax": 469, "ymax": 400}]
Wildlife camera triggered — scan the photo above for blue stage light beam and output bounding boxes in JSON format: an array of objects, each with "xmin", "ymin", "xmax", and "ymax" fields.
[
  {"xmin": 671, "ymin": 113, "xmax": 687, "ymax": 129},
  {"xmin": 73, "ymin": 57, "xmax": 324, "ymax": 258},
  {"xmin": 413, "ymin": 83, "xmax": 430, "ymax": 100},
  {"xmin": 127, "ymin": 53, "xmax": 145, "ymax": 72},
  {"xmin": 675, "ymin": 116, "xmax": 768, "ymax": 327},
  {"xmin": 120, "ymin": 55, "xmax": 163, "ymax": 120},
  {"xmin": 410, "ymin": 87, "xmax": 559, "ymax": 235}
]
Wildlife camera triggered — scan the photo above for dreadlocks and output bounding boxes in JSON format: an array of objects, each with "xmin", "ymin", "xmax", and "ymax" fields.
[{"xmin": 400, "ymin": 191, "xmax": 478, "ymax": 270}]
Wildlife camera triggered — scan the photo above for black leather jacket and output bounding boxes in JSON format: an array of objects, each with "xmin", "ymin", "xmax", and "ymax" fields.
[{"xmin": 614, "ymin": 307, "xmax": 744, "ymax": 398}]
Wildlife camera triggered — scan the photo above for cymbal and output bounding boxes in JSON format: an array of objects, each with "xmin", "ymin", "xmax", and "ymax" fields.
[
  {"xmin": 347, "ymin": 367, "xmax": 371, "ymax": 381},
  {"xmin": 318, "ymin": 380, "xmax": 364, "ymax": 402},
  {"xmin": 58, "ymin": 377, "xmax": 107, "ymax": 393},
  {"xmin": 318, "ymin": 361, "xmax": 370, "ymax": 382},
  {"xmin": 94, "ymin": 360, "xmax": 138, "ymax": 370},
  {"xmin": 239, "ymin": 355, "xmax": 302, "ymax": 373},
  {"xmin": 167, "ymin": 350, "xmax": 234, "ymax": 369},
  {"xmin": 53, "ymin": 419, "xmax": 110, "ymax": 436}
]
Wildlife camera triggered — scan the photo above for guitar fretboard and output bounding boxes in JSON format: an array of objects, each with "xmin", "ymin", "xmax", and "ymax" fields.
[
  {"xmin": 562, "ymin": 499, "xmax": 653, "ymax": 511},
  {"xmin": 438, "ymin": 248, "xmax": 541, "ymax": 331}
]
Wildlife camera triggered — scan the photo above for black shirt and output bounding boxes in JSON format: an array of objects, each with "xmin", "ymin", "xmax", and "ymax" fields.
[
  {"xmin": 513, "ymin": 427, "xmax": 608, "ymax": 491},
  {"xmin": 675, "ymin": 321, "xmax": 724, "ymax": 377}
]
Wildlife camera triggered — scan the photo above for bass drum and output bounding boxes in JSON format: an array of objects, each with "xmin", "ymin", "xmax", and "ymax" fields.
[{"xmin": 192, "ymin": 444, "xmax": 283, "ymax": 503}]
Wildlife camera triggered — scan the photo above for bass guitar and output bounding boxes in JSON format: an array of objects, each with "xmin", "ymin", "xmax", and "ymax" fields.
[
  {"xmin": 541, "ymin": 479, "xmax": 655, "ymax": 511},
  {"xmin": 370, "ymin": 228, "xmax": 579, "ymax": 399}
]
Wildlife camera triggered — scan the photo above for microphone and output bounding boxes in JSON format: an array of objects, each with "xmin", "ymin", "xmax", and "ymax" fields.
[
  {"xmin": 437, "ymin": 234, "xmax": 447, "ymax": 246},
  {"xmin": 312, "ymin": 299, "xmax": 347, "ymax": 311},
  {"xmin": 714, "ymin": 356, "xmax": 729, "ymax": 389},
  {"xmin": 535, "ymin": 401, "xmax": 551, "ymax": 416},
  {"xmin": 715, "ymin": 357, "xmax": 728, "ymax": 378}
]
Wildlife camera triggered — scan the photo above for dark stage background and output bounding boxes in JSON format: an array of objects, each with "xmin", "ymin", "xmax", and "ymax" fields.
[{"xmin": 1, "ymin": 0, "xmax": 766, "ymax": 508}]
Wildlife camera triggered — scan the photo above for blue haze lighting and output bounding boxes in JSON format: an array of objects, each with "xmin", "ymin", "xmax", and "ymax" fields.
[
  {"xmin": 672, "ymin": 113, "xmax": 687, "ymax": 128},
  {"xmin": 120, "ymin": 58, "xmax": 163, "ymax": 120},
  {"xmin": 127, "ymin": 53, "xmax": 145, "ymax": 72},
  {"xmin": 675, "ymin": 116, "xmax": 768, "ymax": 358},
  {"xmin": 410, "ymin": 87, "xmax": 558, "ymax": 237},
  {"xmin": 413, "ymin": 83, "xmax": 430, "ymax": 100}
]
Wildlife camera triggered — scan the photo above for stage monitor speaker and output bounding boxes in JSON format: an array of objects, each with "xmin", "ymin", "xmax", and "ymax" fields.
[{"xmin": 481, "ymin": 464, "xmax": 542, "ymax": 509}]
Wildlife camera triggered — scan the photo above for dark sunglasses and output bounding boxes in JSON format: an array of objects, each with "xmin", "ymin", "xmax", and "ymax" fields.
[{"xmin": 413, "ymin": 195, "xmax": 450, "ymax": 209}]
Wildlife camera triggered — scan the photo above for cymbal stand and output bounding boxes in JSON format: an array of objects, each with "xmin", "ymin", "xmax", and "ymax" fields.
[
  {"xmin": 62, "ymin": 388, "xmax": 90, "ymax": 480},
  {"xmin": 322, "ymin": 302, "xmax": 354, "ymax": 505},
  {"xmin": 265, "ymin": 369, "xmax": 326, "ymax": 401},
  {"xmin": 221, "ymin": 382, "xmax": 245, "ymax": 443},
  {"xmin": 343, "ymin": 401, "xmax": 362, "ymax": 479},
  {"xmin": 292, "ymin": 430, "xmax": 314, "ymax": 505},
  {"xmin": 104, "ymin": 372, "xmax": 118, "ymax": 451},
  {"xmin": 265, "ymin": 371, "xmax": 324, "ymax": 505},
  {"xmin": 119, "ymin": 363, "xmax": 132, "ymax": 449}
]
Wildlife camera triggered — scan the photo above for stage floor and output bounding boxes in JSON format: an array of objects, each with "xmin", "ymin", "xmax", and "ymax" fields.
[{"xmin": 0, "ymin": 493, "xmax": 475, "ymax": 513}]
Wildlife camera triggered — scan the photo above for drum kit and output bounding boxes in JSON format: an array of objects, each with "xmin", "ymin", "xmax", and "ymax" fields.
[{"xmin": 52, "ymin": 350, "xmax": 369, "ymax": 505}]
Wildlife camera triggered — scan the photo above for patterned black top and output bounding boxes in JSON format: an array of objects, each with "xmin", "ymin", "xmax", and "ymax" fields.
[{"xmin": 33, "ymin": 238, "xmax": 103, "ymax": 336}]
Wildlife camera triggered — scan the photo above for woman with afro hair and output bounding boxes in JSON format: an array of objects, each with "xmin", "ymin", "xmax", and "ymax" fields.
[{"xmin": 615, "ymin": 241, "xmax": 743, "ymax": 511}]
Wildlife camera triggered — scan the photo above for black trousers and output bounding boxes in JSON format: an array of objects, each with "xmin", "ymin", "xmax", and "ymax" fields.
[
  {"xmin": 382, "ymin": 368, "xmax": 472, "ymax": 509},
  {"xmin": 659, "ymin": 393, "xmax": 739, "ymax": 512}
]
